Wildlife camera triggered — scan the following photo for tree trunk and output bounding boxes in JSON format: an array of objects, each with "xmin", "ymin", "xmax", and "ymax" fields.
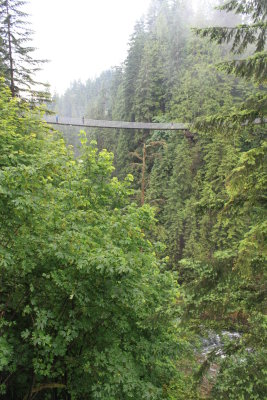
[
  {"xmin": 141, "ymin": 143, "xmax": 146, "ymax": 205},
  {"xmin": 6, "ymin": 1, "xmax": 15, "ymax": 96}
]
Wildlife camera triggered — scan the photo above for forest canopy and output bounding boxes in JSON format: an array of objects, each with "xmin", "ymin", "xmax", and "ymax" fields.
[
  {"xmin": 0, "ymin": 0, "xmax": 266, "ymax": 399},
  {"xmin": 0, "ymin": 79, "xmax": 192, "ymax": 399}
]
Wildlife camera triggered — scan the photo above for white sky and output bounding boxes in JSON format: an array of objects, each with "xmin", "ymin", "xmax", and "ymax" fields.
[{"xmin": 26, "ymin": 0, "xmax": 151, "ymax": 94}]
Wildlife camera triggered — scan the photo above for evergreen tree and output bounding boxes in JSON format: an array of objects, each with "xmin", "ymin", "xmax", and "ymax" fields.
[
  {"xmin": 168, "ymin": 35, "xmax": 247, "ymax": 122},
  {"xmin": 34, "ymin": 1, "xmax": 267, "ymax": 396},
  {"xmin": 177, "ymin": 1, "xmax": 267, "ymax": 397},
  {"xmin": 195, "ymin": 0, "xmax": 267, "ymax": 84},
  {"xmin": 134, "ymin": 37, "xmax": 168, "ymax": 121},
  {"xmin": 146, "ymin": 0, "xmax": 168, "ymax": 31},
  {"xmin": 123, "ymin": 18, "xmax": 146, "ymax": 121},
  {"xmin": 0, "ymin": 0, "xmax": 48, "ymax": 100}
]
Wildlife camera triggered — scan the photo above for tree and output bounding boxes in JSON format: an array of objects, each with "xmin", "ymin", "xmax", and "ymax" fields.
[
  {"xmin": 0, "ymin": 79, "xmax": 194, "ymax": 399},
  {"xmin": 168, "ymin": 34, "xmax": 248, "ymax": 122},
  {"xmin": 123, "ymin": 18, "xmax": 146, "ymax": 121},
  {"xmin": 195, "ymin": 0, "xmax": 267, "ymax": 84},
  {"xmin": 0, "ymin": 0, "xmax": 48, "ymax": 100},
  {"xmin": 134, "ymin": 37, "xmax": 168, "ymax": 121},
  {"xmin": 177, "ymin": 1, "xmax": 267, "ymax": 397}
]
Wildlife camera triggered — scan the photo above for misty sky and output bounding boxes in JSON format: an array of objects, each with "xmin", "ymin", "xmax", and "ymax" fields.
[{"xmin": 27, "ymin": 0, "xmax": 152, "ymax": 94}]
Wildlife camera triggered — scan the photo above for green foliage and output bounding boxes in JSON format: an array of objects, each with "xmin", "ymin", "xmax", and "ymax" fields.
[
  {"xmin": 218, "ymin": 51, "xmax": 267, "ymax": 84},
  {"xmin": 194, "ymin": 0, "xmax": 267, "ymax": 84},
  {"xmin": 0, "ymin": 0, "xmax": 49, "ymax": 101},
  {"xmin": 212, "ymin": 313, "xmax": 267, "ymax": 399},
  {"xmin": 168, "ymin": 35, "xmax": 247, "ymax": 122},
  {"xmin": 0, "ymin": 80, "xmax": 192, "ymax": 399},
  {"xmin": 177, "ymin": 1, "xmax": 267, "ymax": 398},
  {"xmin": 41, "ymin": 1, "xmax": 267, "ymax": 398},
  {"xmin": 123, "ymin": 18, "xmax": 147, "ymax": 121},
  {"xmin": 146, "ymin": 1, "xmax": 267, "ymax": 398},
  {"xmin": 134, "ymin": 37, "xmax": 168, "ymax": 121}
]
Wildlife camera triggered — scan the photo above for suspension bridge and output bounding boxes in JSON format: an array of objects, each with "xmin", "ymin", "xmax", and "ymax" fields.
[{"xmin": 44, "ymin": 115, "xmax": 188, "ymax": 130}]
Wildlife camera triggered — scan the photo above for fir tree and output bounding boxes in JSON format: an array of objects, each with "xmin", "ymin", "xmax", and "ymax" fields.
[
  {"xmin": 179, "ymin": 2, "xmax": 267, "ymax": 397},
  {"xmin": 0, "ymin": 0, "xmax": 48, "ymax": 101},
  {"xmin": 194, "ymin": 0, "xmax": 267, "ymax": 84},
  {"xmin": 123, "ymin": 18, "xmax": 146, "ymax": 121},
  {"xmin": 134, "ymin": 37, "xmax": 168, "ymax": 121}
]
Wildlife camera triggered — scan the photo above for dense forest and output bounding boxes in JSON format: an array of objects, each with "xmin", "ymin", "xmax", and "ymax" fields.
[{"xmin": 0, "ymin": 0, "xmax": 266, "ymax": 399}]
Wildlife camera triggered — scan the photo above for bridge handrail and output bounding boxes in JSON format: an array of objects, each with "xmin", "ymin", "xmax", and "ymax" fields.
[{"xmin": 44, "ymin": 115, "xmax": 188, "ymax": 130}]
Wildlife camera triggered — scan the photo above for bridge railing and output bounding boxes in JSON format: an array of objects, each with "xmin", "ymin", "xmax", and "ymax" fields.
[{"xmin": 44, "ymin": 115, "xmax": 188, "ymax": 131}]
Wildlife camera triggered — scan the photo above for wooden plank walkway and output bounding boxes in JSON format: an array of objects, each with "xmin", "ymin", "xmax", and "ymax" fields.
[{"xmin": 44, "ymin": 115, "xmax": 187, "ymax": 130}]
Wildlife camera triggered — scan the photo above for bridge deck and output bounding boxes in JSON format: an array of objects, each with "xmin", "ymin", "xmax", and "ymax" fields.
[{"xmin": 44, "ymin": 116, "xmax": 187, "ymax": 130}]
